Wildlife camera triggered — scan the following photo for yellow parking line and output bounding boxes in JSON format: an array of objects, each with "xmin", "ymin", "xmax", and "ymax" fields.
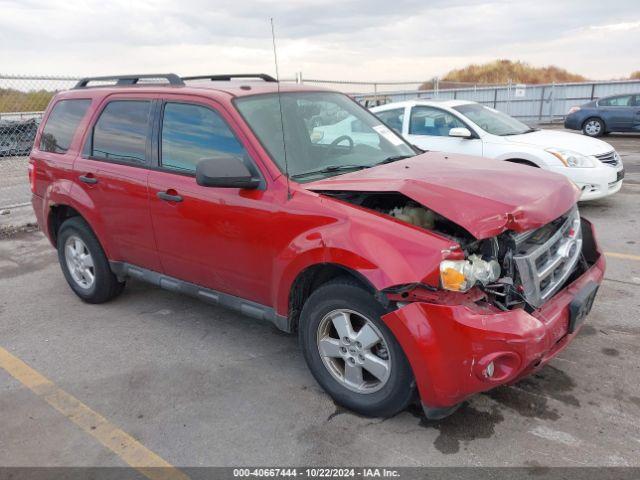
[
  {"xmin": 605, "ymin": 252, "xmax": 640, "ymax": 261},
  {"xmin": 0, "ymin": 346, "xmax": 189, "ymax": 480}
]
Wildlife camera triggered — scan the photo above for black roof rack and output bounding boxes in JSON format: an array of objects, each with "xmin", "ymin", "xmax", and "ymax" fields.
[
  {"xmin": 182, "ymin": 74, "xmax": 277, "ymax": 83},
  {"xmin": 74, "ymin": 74, "xmax": 184, "ymax": 89}
]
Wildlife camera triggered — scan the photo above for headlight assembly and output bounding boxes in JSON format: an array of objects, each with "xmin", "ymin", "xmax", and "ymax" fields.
[
  {"xmin": 440, "ymin": 255, "xmax": 501, "ymax": 292},
  {"xmin": 546, "ymin": 148, "xmax": 596, "ymax": 168}
]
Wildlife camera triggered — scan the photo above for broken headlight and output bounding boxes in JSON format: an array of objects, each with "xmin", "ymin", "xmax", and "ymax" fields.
[{"xmin": 440, "ymin": 254, "xmax": 501, "ymax": 292}]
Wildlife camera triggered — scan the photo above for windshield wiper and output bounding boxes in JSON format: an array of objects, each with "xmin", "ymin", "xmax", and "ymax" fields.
[
  {"xmin": 373, "ymin": 154, "xmax": 415, "ymax": 166},
  {"xmin": 291, "ymin": 164, "xmax": 368, "ymax": 180}
]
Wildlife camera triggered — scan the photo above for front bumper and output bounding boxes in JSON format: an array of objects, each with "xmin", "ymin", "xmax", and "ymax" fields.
[
  {"xmin": 381, "ymin": 219, "xmax": 605, "ymax": 415},
  {"xmin": 549, "ymin": 164, "xmax": 623, "ymax": 201},
  {"xmin": 563, "ymin": 115, "xmax": 582, "ymax": 130}
]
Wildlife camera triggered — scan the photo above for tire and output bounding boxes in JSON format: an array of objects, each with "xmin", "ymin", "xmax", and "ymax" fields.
[
  {"xmin": 582, "ymin": 117, "xmax": 605, "ymax": 137},
  {"xmin": 299, "ymin": 278, "xmax": 414, "ymax": 417},
  {"xmin": 57, "ymin": 216, "xmax": 125, "ymax": 303}
]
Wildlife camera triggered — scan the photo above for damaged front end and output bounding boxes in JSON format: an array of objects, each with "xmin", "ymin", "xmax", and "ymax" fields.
[{"xmin": 318, "ymin": 190, "xmax": 592, "ymax": 314}]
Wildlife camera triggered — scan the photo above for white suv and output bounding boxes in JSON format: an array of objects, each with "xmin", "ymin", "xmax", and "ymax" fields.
[{"xmin": 371, "ymin": 100, "xmax": 624, "ymax": 201}]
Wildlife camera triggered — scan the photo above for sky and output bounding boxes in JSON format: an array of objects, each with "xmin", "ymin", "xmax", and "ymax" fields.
[{"xmin": 0, "ymin": 0, "xmax": 638, "ymax": 86}]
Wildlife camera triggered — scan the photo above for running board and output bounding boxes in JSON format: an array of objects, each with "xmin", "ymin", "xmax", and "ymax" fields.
[{"xmin": 109, "ymin": 262, "xmax": 291, "ymax": 333}]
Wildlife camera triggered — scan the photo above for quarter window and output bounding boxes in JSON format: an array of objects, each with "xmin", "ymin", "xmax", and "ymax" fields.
[
  {"xmin": 409, "ymin": 106, "xmax": 465, "ymax": 136},
  {"xmin": 161, "ymin": 103, "xmax": 247, "ymax": 173},
  {"xmin": 376, "ymin": 108, "xmax": 405, "ymax": 133},
  {"xmin": 92, "ymin": 101, "xmax": 151, "ymax": 164},
  {"xmin": 40, "ymin": 99, "xmax": 91, "ymax": 153}
]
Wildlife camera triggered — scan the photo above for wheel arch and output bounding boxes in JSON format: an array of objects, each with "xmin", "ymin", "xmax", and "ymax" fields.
[
  {"xmin": 582, "ymin": 116, "xmax": 606, "ymax": 132},
  {"xmin": 47, "ymin": 203, "xmax": 107, "ymax": 258},
  {"xmin": 287, "ymin": 263, "xmax": 382, "ymax": 333},
  {"xmin": 504, "ymin": 158, "xmax": 540, "ymax": 168},
  {"xmin": 48, "ymin": 204, "xmax": 83, "ymax": 245}
]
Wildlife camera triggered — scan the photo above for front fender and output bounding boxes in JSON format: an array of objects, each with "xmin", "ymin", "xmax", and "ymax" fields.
[{"xmin": 272, "ymin": 209, "xmax": 458, "ymax": 316}]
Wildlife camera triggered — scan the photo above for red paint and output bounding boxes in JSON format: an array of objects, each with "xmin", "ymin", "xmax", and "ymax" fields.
[
  {"xmin": 382, "ymin": 220, "xmax": 605, "ymax": 409},
  {"xmin": 30, "ymin": 82, "xmax": 604, "ymax": 411},
  {"xmin": 306, "ymin": 153, "xmax": 581, "ymax": 239}
]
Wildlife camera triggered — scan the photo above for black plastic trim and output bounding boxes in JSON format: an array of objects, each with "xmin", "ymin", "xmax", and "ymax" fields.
[
  {"xmin": 183, "ymin": 74, "xmax": 277, "ymax": 83},
  {"xmin": 109, "ymin": 262, "xmax": 291, "ymax": 332},
  {"xmin": 74, "ymin": 74, "xmax": 184, "ymax": 89}
]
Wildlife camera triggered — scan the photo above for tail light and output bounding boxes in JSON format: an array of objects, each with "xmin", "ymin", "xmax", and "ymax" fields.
[{"xmin": 28, "ymin": 163, "xmax": 35, "ymax": 193}]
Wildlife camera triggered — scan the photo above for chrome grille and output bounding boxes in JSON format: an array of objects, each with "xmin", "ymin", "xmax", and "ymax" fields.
[
  {"xmin": 595, "ymin": 150, "xmax": 620, "ymax": 167},
  {"xmin": 512, "ymin": 208, "xmax": 582, "ymax": 308}
]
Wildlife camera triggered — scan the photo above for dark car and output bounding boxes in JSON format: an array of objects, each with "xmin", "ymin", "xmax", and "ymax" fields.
[
  {"xmin": 564, "ymin": 93, "xmax": 640, "ymax": 137},
  {"xmin": 0, "ymin": 118, "xmax": 39, "ymax": 156}
]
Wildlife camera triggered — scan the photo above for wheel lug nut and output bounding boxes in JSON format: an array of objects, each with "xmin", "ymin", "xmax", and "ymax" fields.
[
  {"xmin": 358, "ymin": 354, "xmax": 364, "ymax": 361},
  {"xmin": 348, "ymin": 357, "xmax": 356, "ymax": 364},
  {"xmin": 355, "ymin": 342, "xmax": 362, "ymax": 348},
  {"xmin": 340, "ymin": 347, "xmax": 347, "ymax": 354},
  {"xmin": 343, "ymin": 337, "xmax": 350, "ymax": 344}
]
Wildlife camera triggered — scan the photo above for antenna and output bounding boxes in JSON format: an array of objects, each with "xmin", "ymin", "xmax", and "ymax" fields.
[{"xmin": 270, "ymin": 17, "xmax": 292, "ymax": 200}]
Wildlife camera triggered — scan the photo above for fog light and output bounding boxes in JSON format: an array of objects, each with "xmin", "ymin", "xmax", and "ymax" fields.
[{"xmin": 485, "ymin": 362, "xmax": 495, "ymax": 378}]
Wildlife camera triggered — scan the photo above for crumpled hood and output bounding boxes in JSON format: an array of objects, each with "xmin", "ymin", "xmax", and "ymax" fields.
[
  {"xmin": 502, "ymin": 129, "xmax": 613, "ymax": 156},
  {"xmin": 304, "ymin": 152, "xmax": 580, "ymax": 239}
]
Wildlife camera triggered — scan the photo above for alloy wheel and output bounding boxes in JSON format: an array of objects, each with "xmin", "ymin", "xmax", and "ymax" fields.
[
  {"xmin": 316, "ymin": 308, "xmax": 391, "ymax": 394},
  {"xmin": 64, "ymin": 235, "xmax": 95, "ymax": 289},
  {"xmin": 584, "ymin": 120, "xmax": 601, "ymax": 136}
]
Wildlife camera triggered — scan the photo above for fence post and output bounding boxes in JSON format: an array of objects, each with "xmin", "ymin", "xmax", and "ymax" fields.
[
  {"xmin": 493, "ymin": 87, "xmax": 498, "ymax": 108},
  {"xmin": 538, "ymin": 85, "xmax": 546, "ymax": 121},
  {"xmin": 590, "ymin": 82, "xmax": 595, "ymax": 100},
  {"xmin": 549, "ymin": 82, "xmax": 555, "ymax": 122}
]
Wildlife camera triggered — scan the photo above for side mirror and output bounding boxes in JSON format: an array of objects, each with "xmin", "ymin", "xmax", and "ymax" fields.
[
  {"xmin": 195, "ymin": 157, "xmax": 261, "ymax": 189},
  {"xmin": 449, "ymin": 127, "xmax": 472, "ymax": 139}
]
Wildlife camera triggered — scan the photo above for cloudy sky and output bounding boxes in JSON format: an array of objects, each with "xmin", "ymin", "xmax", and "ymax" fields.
[{"xmin": 0, "ymin": 0, "xmax": 638, "ymax": 84}]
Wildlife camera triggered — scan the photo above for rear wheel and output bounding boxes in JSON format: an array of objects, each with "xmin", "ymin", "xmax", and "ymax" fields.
[
  {"xmin": 582, "ymin": 117, "xmax": 604, "ymax": 137},
  {"xmin": 57, "ymin": 217, "xmax": 125, "ymax": 303},
  {"xmin": 299, "ymin": 279, "xmax": 414, "ymax": 417}
]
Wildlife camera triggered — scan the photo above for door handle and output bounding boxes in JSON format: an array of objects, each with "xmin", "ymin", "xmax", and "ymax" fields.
[
  {"xmin": 157, "ymin": 190, "xmax": 183, "ymax": 202},
  {"xmin": 79, "ymin": 174, "xmax": 98, "ymax": 184}
]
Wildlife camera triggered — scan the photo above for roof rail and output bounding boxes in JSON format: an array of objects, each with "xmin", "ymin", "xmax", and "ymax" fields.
[
  {"xmin": 74, "ymin": 74, "xmax": 184, "ymax": 89},
  {"xmin": 182, "ymin": 74, "xmax": 277, "ymax": 83}
]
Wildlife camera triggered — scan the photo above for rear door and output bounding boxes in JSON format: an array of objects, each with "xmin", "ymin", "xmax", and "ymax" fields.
[
  {"xmin": 599, "ymin": 95, "xmax": 635, "ymax": 131},
  {"xmin": 147, "ymin": 98, "xmax": 275, "ymax": 304},
  {"xmin": 73, "ymin": 96, "xmax": 161, "ymax": 271},
  {"xmin": 405, "ymin": 105, "xmax": 483, "ymax": 156},
  {"xmin": 633, "ymin": 95, "xmax": 640, "ymax": 131}
]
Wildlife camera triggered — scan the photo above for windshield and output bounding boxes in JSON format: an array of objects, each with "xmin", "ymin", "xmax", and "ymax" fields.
[
  {"xmin": 453, "ymin": 103, "xmax": 534, "ymax": 136},
  {"xmin": 235, "ymin": 92, "xmax": 415, "ymax": 181}
]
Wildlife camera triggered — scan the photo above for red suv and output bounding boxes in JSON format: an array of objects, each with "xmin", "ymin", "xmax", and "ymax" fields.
[{"xmin": 29, "ymin": 73, "xmax": 605, "ymax": 419}]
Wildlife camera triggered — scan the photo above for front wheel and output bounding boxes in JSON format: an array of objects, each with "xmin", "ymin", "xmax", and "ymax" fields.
[
  {"xmin": 299, "ymin": 279, "xmax": 415, "ymax": 417},
  {"xmin": 582, "ymin": 117, "xmax": 605, "ymax": 137}
]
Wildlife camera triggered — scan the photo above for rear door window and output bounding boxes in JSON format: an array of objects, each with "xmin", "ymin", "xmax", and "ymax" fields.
[
  {"xmin": 409, "ymin": 106, "xmax": 465, "ymax": 136},
  {"xmin": 91, "ymin": 100, "xmax": 151, "ymax": 164},
  {"xmin": 376, "ymin": 108, "xmax": 405, "ymax": 133},
  {"xmin": 160, "ymin": 102, "xmax": 247, "ymax": 173},
  {"xmin": 40, "ymin": 99, "xmax": 91, "ymax": 153},
  {"xmin": 599, "ymin": 95, "xmax": 633, "ymax": 107}
]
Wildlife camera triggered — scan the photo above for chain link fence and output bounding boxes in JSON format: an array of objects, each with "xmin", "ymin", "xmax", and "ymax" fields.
[
  {"xmin": 0, "ymin": 75, "xmax": 80, "ymax": 208},
  {"xmin": 2, "ymin": 73, "xmax": 640, "ymax": 209}
]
